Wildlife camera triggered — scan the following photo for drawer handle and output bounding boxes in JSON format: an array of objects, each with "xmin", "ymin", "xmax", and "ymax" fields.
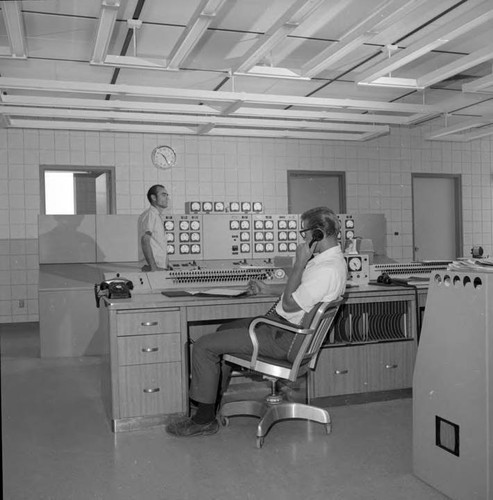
[
  {"xmin": 142, "ymin": 347, "xmax": 159, "ymax": 353},
  {"xmin": 385, "ymin": 364, "xmax": 398, "ymax": 369},
  {"xmin": 141, "ymin": 321, "xmax": 158, "ymax": 327},
  {"xmin": 335, "ymin": 369, "xmax": 348, "ymax": 375},
  {"xmin": 143, "ymin": 387, "xmax": 160, "ymax": 393}
]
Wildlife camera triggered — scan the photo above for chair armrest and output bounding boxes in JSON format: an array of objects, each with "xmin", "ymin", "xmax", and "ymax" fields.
[{"xmin": 247, "ymin": 316, "xmax": 312, "ymax": 370}]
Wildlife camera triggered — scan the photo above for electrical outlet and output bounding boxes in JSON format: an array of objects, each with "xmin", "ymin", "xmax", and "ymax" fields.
[{"xmin": 18, "ymin": 299, "xmax": 25, "ymax": 308}]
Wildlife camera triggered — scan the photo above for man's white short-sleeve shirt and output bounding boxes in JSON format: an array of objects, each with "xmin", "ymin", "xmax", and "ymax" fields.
[
  {"xmin": 275, "ymin": 245, "xmax": 347, "ymax": 325},
  {"xmin": 138, "ymin": 205, "xmax": 168, "ymax": 268}
]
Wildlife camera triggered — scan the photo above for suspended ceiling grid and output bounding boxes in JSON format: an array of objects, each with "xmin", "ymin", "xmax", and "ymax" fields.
[{"xmin": 0, "ymin": 0, "xmax": 493, "ymax": 142}]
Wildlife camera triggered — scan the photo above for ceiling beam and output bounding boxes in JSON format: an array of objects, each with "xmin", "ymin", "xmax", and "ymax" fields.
[
  {"xmin": 0, "ymin": 104, "xmax": 390, "ymax": 133},
  {"xmin": 417, "ymin": 46, "xmax": 493, "ymax": 88},
  {"xmin": 0, "ymin": 77, "xmax": 442, "ymax": 115},
  {"xmin": 1, "ymin": 94, "xmax": 415, "ymax": 125},
  {"xmin": 356, "ymin": 0, "xmax": 493, "ymax": 87},
  {"xmin": 301, "ymin": 0, "xmax": 403, "ymax": 78},
  {"xmin": 0, "ymin": 0, "xmax": 27, "ymax": 58},
  {"xmin": 167, "ymin": 0, "xmax": 229, "ymax": 69},
  {"xmin": 90, "ymin": 0, "xmax": 121, "ymax": 64},
  {"xmin": 7, "ymin": 118, "xmax": 382, "ymax": 141},
  {"xmin": 233, "ymin": 0, "xmax": 326, "ymax": 74}
]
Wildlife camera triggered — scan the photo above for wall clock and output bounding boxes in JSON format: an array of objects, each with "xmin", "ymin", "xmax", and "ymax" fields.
[{"xmin": 151, "ymin": 145, "xmax": 176, "ymax": 169}]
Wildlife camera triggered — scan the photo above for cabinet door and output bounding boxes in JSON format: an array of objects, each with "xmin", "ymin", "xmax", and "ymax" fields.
[
  {"xmin": 366, "ymin": 341, "xmax": 416, "ymax": 391},
  {"xmin": 118, "ymin": 362, "xmax": 182, "ymax": 418},
  {"xmin": 310, "ymin": 345, "xmax": 368, "ymax": 398}
]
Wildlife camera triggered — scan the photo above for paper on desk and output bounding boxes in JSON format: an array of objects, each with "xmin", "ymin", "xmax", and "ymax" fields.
[{"xmin": 186, "ymin": 288, "xmax": 248, "ymax": 297}]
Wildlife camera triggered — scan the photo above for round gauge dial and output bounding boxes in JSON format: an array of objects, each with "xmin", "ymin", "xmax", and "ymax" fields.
[
  {"xmin": 191, "ymin": 244, "xmax": 201, "ymax": 254},
  {"xmin": 288, "ymin": 243, "xmax": 297, "ymax": 251},
  {"xmin": 279, "ymin": 243, "xmax": 288, "ymax": 252},
  {"xmin": 278, "ymin": 231, "xmax": 287, "ymax": 240},
  {"xmin": 255, "ymin": 232, "xmax": 264, "ymax": 241},
  {"xmin": 179, "ymin": 220, "xmax": 190, "ymax": 231},
  {"xmin": 166, "ymin": 233, "xmax": 175, "ymax": 242},
  {"xmin": 264, "ymin": 220, "xmax": 274, "ymax": 229},
  {"xmin": 241, "ymin": 202, "xmax": 251, "ymax": 212},
  {"xmin": 345, "ymin": 230, "xmax": 355, "ymax": 240},
  {"xmin": 265, "ymin": 232, "xmax": 274, "ymax": 241},
  {"xmin": 278, "ymin": 220, "xmax": 287, "ymax": 229},
  {"xmin": 180, "ymin": 233, "xmax": 190, "ymax": 242},
  {"xmin": 265, "ymin": 243, "xmax": 274, "ymax": 252},
  {"xmin": 240, "ymin": 232, "xmax": 250, "ymax": 241},
  {"xmin": 190, "ymin": 220, "xmax": 200, "ymax": 230},
  {"xmin": 348, "ymin": 257, "xmax": 362, "ymax": 271},
  {"xmin": 253, "ymin": 202, "xmax": 263, "ymax": 212},
  {"xmin": 230, "ymin": 220, "xmax": 240, "ymax": 230},
  {"xmin": 288, "ymin": 220, "xmax": 297, "ymax": 229},
  {"xmin": 230, "ymin": 202, "xmax": 240, "ymax": 212},
  {"xmin": 288, "ymin": 231, "xmax": 297, "ymax": 240},
  {"xmin": 164, "ymin": 220, "xmax": 175, "ymax": 231},
  {"xmin": 240, "ymin": 243, "xmax": 250, "ymax": 253},
  {"xmin": 180, "ymin": 244, "xmax": 190, "ymax": 254},
  {"xmin": 151, "ymin": 145, "xmax": 176, "ymax": 169},
  {"xmin": 190, "ymin": 232, "xmax": 200, "ymax": 241},
  {"xmin": 214, "ymin": 202, "xmax": 224, "ymax": 212},
  {"xmin": 202, "ymin": 202, "xmax": 213, "ymax": 212},
  {"xmin": 345, "ymin": 219, "xmax": 355, "ymax": 228},
  {"xmin": 240, "ymin": 220, "xmax": 250, "ymax": 230},
  {"xmin": 254, "ymin": 220, "xmax": 264, "ymax": 229},
  {"xmin": 167, "ymin": 244, "xmax": 175, "ymax": 254},
  {"xmin": 255, "ymin": 243, "xmax": 264, "ymax": 252},
  {"xmin": 190, "ymin": 201, "xmax": 201, "ymax": 212},
  {"xmin": 274, "ymin": 268, "xmax": 286, "ymax": 279}
]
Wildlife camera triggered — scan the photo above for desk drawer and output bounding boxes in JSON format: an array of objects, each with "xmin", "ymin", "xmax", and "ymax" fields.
[
  {"xmin": 117, "ymin": 334, "xmax": 181, "ymax": 366},
  {"xmin": 118, "ymin": 362, "xmax": 182, "ymax": 418},
  {"xmin": 116, "ymin": 309, "xmax": 180, "ymax": 336}
]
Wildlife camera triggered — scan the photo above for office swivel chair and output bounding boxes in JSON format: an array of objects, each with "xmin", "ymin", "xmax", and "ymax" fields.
[{"xmin": 219, "ymin": 298, "xmax": 343, "ymax": 448}]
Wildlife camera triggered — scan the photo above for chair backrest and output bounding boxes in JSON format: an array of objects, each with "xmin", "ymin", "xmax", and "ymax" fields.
[{"xmin": 288, "ymin": 298, "xmax": 343, "ymax": 378}]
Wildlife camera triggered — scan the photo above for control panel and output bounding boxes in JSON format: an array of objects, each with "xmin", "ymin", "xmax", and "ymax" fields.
[
  {"xmin": 163, "ymin": 214, "xmax": 203, "ymax": 261},
  {"xmin": 252, "ymin": 214, "xmax": 300, "ymax": 259},
  {"xmin": 345, "ymin": 254, "xmax": 370, "ymax": 285}
]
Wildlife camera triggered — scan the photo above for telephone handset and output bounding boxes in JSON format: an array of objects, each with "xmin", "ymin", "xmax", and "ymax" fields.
[
  {"xmin": 309, "ymin": 228, "xmax": 324, "ymax": 248},
  {"xmin": 94, "ymin": 276, "xmax": 133, "ymax": 308}
]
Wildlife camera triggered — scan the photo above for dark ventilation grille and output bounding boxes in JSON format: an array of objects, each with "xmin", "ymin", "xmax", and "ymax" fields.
[{"xmin": 436, "ymin": 416, "xmax": 460, "ymax": 457}]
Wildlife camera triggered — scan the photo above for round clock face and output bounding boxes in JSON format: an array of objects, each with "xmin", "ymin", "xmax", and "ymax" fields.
[{"xmin": 151, "ymin": 146, "xmax": 176, "ymax": 169}]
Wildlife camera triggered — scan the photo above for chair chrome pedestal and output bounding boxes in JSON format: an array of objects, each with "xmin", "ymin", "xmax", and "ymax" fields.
[{"xmin": 220, "ymin": 378, "xmax": 331, "ymax": 448}]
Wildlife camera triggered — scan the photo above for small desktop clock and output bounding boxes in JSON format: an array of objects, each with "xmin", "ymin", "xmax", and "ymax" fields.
[{"xmin": 151, "ymin": 145, "xmax": 176, "ymax": 169}]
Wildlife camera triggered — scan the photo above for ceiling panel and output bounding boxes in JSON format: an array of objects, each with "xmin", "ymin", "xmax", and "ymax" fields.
[{"xmin": 0, "ymin": 0, "xmax": 492, "ymax": 142}]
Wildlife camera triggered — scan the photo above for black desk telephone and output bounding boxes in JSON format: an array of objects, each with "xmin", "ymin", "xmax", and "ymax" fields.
[
  {"xmin": 94, "ymin": 276, "xmax": 133, "ymax": 307},
  {"xmin": 309, "ymin": 229, "xmax": 324, "ymax": 248}
]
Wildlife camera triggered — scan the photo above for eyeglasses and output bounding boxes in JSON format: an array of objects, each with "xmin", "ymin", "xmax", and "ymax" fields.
[{"xmin": 298, "ymin": 226, "xmax": 317, "ymax": 239}]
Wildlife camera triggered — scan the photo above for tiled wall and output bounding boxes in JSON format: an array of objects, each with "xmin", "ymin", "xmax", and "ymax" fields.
[{"xmin": 0, "ymin": 123, "xmax": 492, "ymax": 323}]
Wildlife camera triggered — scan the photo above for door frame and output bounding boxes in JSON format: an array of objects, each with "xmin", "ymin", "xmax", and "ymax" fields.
[{"xmin": 411, "ymin": 173, "xmax": 463, "ymax": 261}]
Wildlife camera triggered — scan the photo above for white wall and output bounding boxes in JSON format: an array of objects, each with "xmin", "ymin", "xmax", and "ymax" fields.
[{"xmin": 0, "ymin": 122, "xmax": 491, "ymax": 323}]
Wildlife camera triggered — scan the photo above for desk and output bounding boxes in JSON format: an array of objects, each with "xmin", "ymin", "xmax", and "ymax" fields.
[{"xmin": 103, "ymin": 284, "xmax": 420, "ymax": 432}]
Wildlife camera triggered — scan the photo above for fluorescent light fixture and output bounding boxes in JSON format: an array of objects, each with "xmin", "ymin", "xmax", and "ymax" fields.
[
  {"xmin": 96, "ymin": 54, "xmax": 178, "ymax": 71},
  {"xmin": 358, "ymin": 76, "xmax": 423, "ymax": 89},
  {"xmin": 1, "ymin": 1, "xmax": 27, "ymax": 58},
  {"xmin": 235, "ymin": 65, "xmax": 310, "ymax": 80},
  {"xmin": 91, "ymin": 0, "xmax": 120, "ymax": 64},
  {"xmin": 167, "ymin": 0, "xmax": 228, "ymax": 69}
]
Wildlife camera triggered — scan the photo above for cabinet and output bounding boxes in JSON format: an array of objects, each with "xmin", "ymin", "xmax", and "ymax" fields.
[
  {"xmin": 107, "ymin": 307, "xmax": 185, "ymax": 431},
  {"xmin": 310, "ymin": 292, "xmax": 418, "ymax": 399}
]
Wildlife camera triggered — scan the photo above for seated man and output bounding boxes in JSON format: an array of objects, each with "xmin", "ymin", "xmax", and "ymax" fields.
[{"xmin": 166, "ymin": 206, "xmax": 347, "ymax": 437}]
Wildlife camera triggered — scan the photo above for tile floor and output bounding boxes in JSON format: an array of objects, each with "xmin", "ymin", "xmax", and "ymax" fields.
[{"xmin": 1, "ymin": 323, "xmax": 449, "ymax": 500}]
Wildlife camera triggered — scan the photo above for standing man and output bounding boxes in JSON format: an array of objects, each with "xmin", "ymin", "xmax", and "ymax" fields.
[
  {"xmin": 138, "ymin": 184, "xmax": 169, "ymax": 271},
  {"xmin": 166, "ymin": 206, "xmax": 347, "ymax": 437}
]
